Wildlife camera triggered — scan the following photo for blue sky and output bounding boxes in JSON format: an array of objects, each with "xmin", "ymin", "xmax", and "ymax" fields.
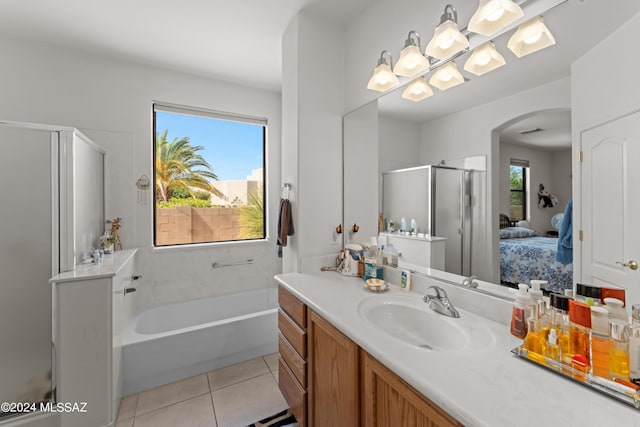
[{"xmin": 156, "ymin": 111, "xmax": 264, "ymax": 181}]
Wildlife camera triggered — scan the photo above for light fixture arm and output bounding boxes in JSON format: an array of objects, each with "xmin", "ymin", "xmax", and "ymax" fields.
[
  {"xmin": 377, "ymin": 50, "xmax": 394, "ymax": 67},
  {"xmin": 404, "ymin": 30, "xmax": 422, "ymax": 49},
  {"xmin": 440, "ymin": 4, "xmax": 459, "ymax": 25}
]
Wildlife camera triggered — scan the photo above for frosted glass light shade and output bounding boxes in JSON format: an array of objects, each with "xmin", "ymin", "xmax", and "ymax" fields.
[
  {"xmin": 464, "ymin": 42, "xmax": 506, "ymax": 76},
  {"xmin": 367, "ymin": 63, "xmax": 399, "ymax": 92},
  {"xmin": 429, "ymin": 62, "xmax": 464, "ymax": 91},
  {"xmin": 508, "ymin": 16, "xmax": 556, "ymax": 58},
  {"xmin": 468, "ymin": 0, "xmax": 524, "ymax": 36},
  {"xmin": 402, "ymin": 77, "xmax": 434, "ymax": 102},
  {"xmin": 393, "ymin": 45, "xmax": 430, "ymax": 77},
  {"xmin": 425, "ymin": 20, "xmax": 469, "ymax": 60}
]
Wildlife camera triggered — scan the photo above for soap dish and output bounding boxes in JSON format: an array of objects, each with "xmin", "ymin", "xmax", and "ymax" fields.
[{"xmin": 365, "ymin": 278, "xmax": 388, "ymax": 293}]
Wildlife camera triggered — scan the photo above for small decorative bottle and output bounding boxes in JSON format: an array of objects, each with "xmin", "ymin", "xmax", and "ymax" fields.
[
  {"xmin": 609, "ymin": 320, "xmax": 630, "ymax": 381},
  {"xmin": 545, "ymin": 328, "xmax": 562, "ymax": 371},
  {"xmin": 630, "ymin": 305, "xmax": 640, "ymax": 386}
]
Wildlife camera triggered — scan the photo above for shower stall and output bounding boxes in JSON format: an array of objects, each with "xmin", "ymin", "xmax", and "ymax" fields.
[
  {"xmin": 0, "ymin": 122, "xmax": 104, "ymax": 423},
  {"xmin": 382, "ymin": 164, "xmax": 484, "ymax": 276}
]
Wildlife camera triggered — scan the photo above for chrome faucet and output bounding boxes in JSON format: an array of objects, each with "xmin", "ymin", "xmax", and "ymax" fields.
[
  {"xmin": 461, "ymin": 275, "xmax": 479, "ymax": 288},
  {"xmin": 423, "ymin": 286, "xmax": 460, "ymax": 318}
]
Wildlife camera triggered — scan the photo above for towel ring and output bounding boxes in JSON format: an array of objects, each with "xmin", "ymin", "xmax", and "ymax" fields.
[{"xmin": 281, "ymin": 183, "xmax": 291, "ymax": 200}]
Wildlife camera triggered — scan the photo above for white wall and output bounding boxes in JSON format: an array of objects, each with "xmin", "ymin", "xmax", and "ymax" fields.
[
  {"xmin": 282, "ymin": 11, "xmax": 345, "ymax": 272},
  {"xmin": 418, "ymin": 78, "xmax": 571, "ymax": 282},
  {"xmin": 551, "ymin": 149, "xmax": 573, "ymax": 215},
  {"xmin": 378, "ymin": 114, "xmax": 421, "ymax": 173},
  {"xmin": 0, "ymin": 35, "xmax": 282, "ymax": 312},
  {"xmin": 499, "ymin": 143, "xmax": 570, "ymax": 235},
  {"xmin": 571, "ymin": 11, "xmax": 640, "ymax": 304}
]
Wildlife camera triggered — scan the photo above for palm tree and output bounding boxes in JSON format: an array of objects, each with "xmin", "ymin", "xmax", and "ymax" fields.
[
  {"xmin": 239, "ymin": 186, "xmax": 264, "ymax": 239},
  {"xmin": 155, "ymin": 129, "xmax": 223, "ymax": 201}
]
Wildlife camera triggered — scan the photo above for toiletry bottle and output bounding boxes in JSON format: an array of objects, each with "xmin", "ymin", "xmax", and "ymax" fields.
[
  {"xmin": 537, "ymin": 300, "xmax": 551, "ymax": 340},
  {"xmin": 576, "ymin": 283, "xmax": 602, "ymax": 306},
  {"xmin": 545, "ymin": 328, "xmax": 562, "ymax": 371},
  {"xmin": 382, "ymin": 243, "xmax": 399, "ymax": 267},
  {"xmin": 569, "ymin": 299, "xmax": 592, "ymax": 371},
  {"xmin": 364, "ymin": 237, "xmax": 379, "ymax": 281},
  {"xmin": 590, "ymin": 306, "xmax": 611, "ymax": 379},
  {"xmin": 524, "ymin": 317, "xmax": 547, "ymax": 364},
  {"xmin": 400, "ymin": 217, "xmax": 406, "ymax": 233},
  {"xmin": 511, "ymin": 284, "xmax": 530, "ymax": 339},
  {"xmin": 410, "ymin": 218, "xmax": 417, "ymax": 234},
  {"xmin": 529, "ymin": 280, "xmax": 547, "ymax": 300},
  {"xmin": 629, "ymin": 304, "xmax": 640, "ymax": 386},
  {"xmin": 550, "ymin": 293, "xmax": 571, "ymax": 365},
  {"xmin": 609, "ymin": 320, "xmax": 630, "ymax": 381},
  {"xmin": 603, "ymin": 298, "xmax": 629, "ymax": 322},
  {"xmin": 400, "ymin": 270, "xmax": 411, "ymax": 292}
]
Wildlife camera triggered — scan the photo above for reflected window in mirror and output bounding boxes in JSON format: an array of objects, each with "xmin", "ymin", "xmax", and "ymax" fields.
[{"xmin": 509, "ymin": 159, "xmax": 529, "ymax": 221}]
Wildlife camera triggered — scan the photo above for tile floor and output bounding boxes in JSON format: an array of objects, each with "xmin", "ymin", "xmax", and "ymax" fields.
[{"xmin": 116, "ymin": 353, "xmax": 286, "ymax": 427}]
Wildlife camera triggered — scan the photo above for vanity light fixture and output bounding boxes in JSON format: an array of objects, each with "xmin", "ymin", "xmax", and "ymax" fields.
[
  {"xmin": 507, "ymin": 16, "xmax": 556, "ymax": 58},
  {"xmin": 367, "ymin": 50, "xmax": 400, "ymax": 92},
  {"xmin": 402, "ymin": 77, "xmax": 434, "ymax": 102},
  {"xmin": 468, "ymin": 0, "xmax": 524, "ymax": 36},
  {"xmin": 429, "ymin": 62, "xmax": 464, "ymax": 91},
  {"xmin": 463, "ymin": 41, "xmax": 506, "ymax": 76},
  {"xmin": 393, "ymin": 31, "xmax": 430, "ymax": 77},
  {"xmin": 425, "ymin": 4, "xmax": 470, "ymax": 61}
]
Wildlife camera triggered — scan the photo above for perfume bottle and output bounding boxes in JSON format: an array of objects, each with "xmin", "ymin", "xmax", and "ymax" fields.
[
  {"xmin": 590, "ymin": 306, "xmax": 610, "ymax": 379},
  {"xmin": 524, "ymin": 318, "xmax": 547, "ymax": 364},
  {"xmin": 550, "ymin": 293, "xmax": 571, "ymax": 365},
  {"xmin": 609, "ymin": 320, "xmax": 630, "ymax": 381},
  {"xmin": 569, "ymin": 300, "xmax": 592, "ymax": 370},
  {"xmin": 545, "ymin": 328, "xmax": 562, "ymax": 371}
]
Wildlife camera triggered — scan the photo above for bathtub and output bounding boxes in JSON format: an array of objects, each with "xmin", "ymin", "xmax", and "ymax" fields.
[{"xmin": 122, "ymin": 287, "xmax": 278, "ymax": 395}]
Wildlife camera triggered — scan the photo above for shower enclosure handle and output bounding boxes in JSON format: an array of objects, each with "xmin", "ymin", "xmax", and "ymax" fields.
[{"xmin": 124, "ymin": 287, "xmax": 136, "ymax": 294}]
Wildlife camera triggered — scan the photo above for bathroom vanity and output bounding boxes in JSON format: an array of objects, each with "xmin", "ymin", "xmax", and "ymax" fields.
[
  {"xmin": 50, "ymin": 249, "xmax": 138, "ymax": 427},
  {"xmin": 276, "ymin": 272, "xmax": 639, "ymax": 426}
]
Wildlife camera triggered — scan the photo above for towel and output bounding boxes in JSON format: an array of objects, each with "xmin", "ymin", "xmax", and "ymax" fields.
[
  {"xmin": 277, "ymin": 198, "xmax": 294, "ymax": 257},
  {"xmin": 556, "ymin": 200, "xmax": 573, "ymax": 264}
]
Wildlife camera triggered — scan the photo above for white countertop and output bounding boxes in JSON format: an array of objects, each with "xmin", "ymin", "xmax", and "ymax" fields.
[
  {"xmin": 50, "ymin": 249, "xmax": 137, "ymax": 283},
  {"xmin": 275, "ymin": 272, "xmax": 639, "ymax": 427}
]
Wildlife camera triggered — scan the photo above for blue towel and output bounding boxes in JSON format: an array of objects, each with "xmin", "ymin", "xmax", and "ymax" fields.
[{"xmin": 556, "ymin": 200, "xmax": 573, "ymax": 264}]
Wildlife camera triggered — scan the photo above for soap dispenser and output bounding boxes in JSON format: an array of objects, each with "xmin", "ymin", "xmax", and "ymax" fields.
[{"xmin": 511, "ymin": 284, "xmax": 531, "ymax": 339}]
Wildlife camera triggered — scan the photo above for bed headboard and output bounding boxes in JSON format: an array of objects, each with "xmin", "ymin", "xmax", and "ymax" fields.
[{"xmin": 500, "ymin": 214, "xmax": 513, "ymax": 229}]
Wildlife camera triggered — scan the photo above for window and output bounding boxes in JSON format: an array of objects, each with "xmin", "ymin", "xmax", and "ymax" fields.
[
  {"xmin": 509, "ymin": 159, "xmax": 529, "ymax": 221},
  {"xmin": 153, "ymin": 103, "xmax": 266, "ymax": 247}
]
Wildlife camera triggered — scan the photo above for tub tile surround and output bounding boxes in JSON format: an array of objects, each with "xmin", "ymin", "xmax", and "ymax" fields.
[
  {"xmin": 117, "ymin": 354, "xmax": 286, "ymax": 427},
  {"xmin": 275, "ymin": 272, "xmax": 640, "ymax": 426}
]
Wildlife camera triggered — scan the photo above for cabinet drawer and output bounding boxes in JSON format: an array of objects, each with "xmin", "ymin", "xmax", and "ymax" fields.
[
  {"xmin": 279, "ymin": 332, "xmax": 306, "ymax": 388},
  {"xmin": 278, "ymin": 286, "xmax": 307, "ymax": 328},
  {"xmin": 278, "ymin": 309, "xmax": 307, "ymax": 358},
  {"xmin": 279, "ymin": 358, "xmax": 307, "ymax": 427}
]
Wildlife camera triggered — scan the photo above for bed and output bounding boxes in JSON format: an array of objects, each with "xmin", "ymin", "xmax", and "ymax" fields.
[{"xmin": 499, "ymin": 215, "xmax": 573, "ymax": 293}]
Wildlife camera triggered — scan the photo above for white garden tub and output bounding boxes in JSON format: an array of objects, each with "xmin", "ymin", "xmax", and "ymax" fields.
[{"xmin": 122, "ymin": 288, "xmax": 278, "ymax": 395}]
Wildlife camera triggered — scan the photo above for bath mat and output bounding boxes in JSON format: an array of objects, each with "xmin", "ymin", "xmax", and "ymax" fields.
[{"xmin": 246, "ymin": 408, "xmax": 298, "ymax": 427}]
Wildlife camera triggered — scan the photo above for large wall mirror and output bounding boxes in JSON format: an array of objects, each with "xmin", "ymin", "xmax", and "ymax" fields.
[{"xmin": 342, "ymin": 0, "xmax": 638, "ymax": 294}]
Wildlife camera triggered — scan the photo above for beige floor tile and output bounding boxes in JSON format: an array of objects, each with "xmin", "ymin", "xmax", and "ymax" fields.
[
  {"xmin": 263, "ymin": 352, "xmax": 279, "ymax": 373},
  {"xmin": 212, "ymin": 372, "xmax": 287, "ymax": 427},
  {"xmin": 136, "ymin": 374, "xmax": 210, "ymax": 416},
  {"xmin": 134, "ymin": 394, "xmax": 216, "ymax": 427},
  {"xmin": 207, "ymin": 357, "xmax": 269, "ymax": 391},
  {"xmin": 116, "ymin": 394, "xmax": 138, "ymax": 422},
  {"xmin": 271, "ymin": 369, "xmax": 279, "ymax": 384},
  {"xmin": 115, "ymin": 418, "xmax": 134, "ymax": 427}
]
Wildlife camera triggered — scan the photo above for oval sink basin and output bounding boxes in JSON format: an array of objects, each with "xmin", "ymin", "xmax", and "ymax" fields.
[{"xmin": 358, "ymin": 295, "xmax": 495, "ymax": 352}]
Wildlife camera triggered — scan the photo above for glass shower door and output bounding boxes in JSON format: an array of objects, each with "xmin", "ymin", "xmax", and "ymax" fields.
[{"xmin": 0, "ymin": 126, "xmax": 55, "ymax": 419}]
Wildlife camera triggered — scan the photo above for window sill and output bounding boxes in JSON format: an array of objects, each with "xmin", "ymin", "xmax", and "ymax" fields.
[{"xmin": 152, "ymin": 237, "xmax": 272, "ymax": 253}]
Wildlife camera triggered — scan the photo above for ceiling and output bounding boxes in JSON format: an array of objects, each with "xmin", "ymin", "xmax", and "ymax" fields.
[
  {"xmin": 0, "ymin": 0, "xmax": 372, "ymax": 92},
  {"xmin": 500, "ymin": 110, "xmax": 571, "ymax": 150}
]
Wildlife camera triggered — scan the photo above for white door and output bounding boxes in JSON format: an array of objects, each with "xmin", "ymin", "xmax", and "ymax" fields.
[{"xmin": 581, "ymin": 110, "xmax": 640, "ymax": 303}]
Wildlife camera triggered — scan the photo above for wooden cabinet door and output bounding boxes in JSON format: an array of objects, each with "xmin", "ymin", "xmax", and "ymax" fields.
[
  {"xmin": 362, "ymin": 352, "xmax": 462, "ymax": 427},
  {"xmin": 307, "ymin": 309, "xmax": 359, "ymax": 427}
]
